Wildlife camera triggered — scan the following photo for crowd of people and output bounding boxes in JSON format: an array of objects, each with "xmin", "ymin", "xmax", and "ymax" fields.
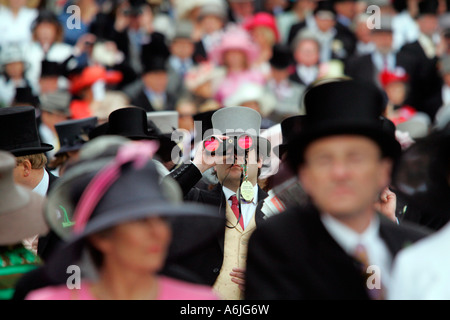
[{"xmin": 1, "ymin": 0, "xmax": 450, "ymax": 301}]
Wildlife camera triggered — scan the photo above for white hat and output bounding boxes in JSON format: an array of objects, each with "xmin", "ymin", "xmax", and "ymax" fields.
[{"xmin": 223, "ymin": 82, "xmax": 276, "ymax": 117}]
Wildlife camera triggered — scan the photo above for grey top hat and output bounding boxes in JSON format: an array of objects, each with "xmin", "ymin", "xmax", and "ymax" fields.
[
  {"xmin": 211, "ymin": 106, "xmax": 271, "ymax": 157},
  {"xmin": 146, "ymin": 110, "xmax": 179, "ymax": 134},
  {"xmin": 371, "ymin": 14, "xmax": 394, "ymax": 33},
  {"xmin": 171, "ymin": 19, "xmax": 194, "ymax": 41},
  {"xmin": 39, "ymin": 90, "xmax": 72, "ymax": 116},
  {"xmin": 0, "ymin": 151, "xmax": 48, "ymax": 245}
]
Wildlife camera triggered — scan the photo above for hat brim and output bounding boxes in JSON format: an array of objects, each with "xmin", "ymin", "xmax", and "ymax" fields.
[
  {"xmin": 273, "ymin": 143, "xmax": 287, "ymax": 159},
  {"xmin": 9, "ymin": 143, "xmax": 54, "ymax": 157},
  {"xmin": 0, "ymin": 188, "xmax": 48, "ymax": 245},
  {"xmin": 55, "ymin": 144, "xmax": 84, "ymax": 157},
  {"xmin": 43, "ymin": 201, "xmax": 225, "ymax": 283}
]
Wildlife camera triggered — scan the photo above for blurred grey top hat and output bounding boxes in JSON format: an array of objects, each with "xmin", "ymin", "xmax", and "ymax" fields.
[
  {"xmin": 198, "ymin": 2, "xmax": 228, "ymax": 21},
  {"xmin": 147, "ymin": 110, "xmax": 179, "ymax": 134},
  {"xmin": 0, "ymin": 151, "xmax": 48, "ymax": 245},
  {"xmin": 39, "ymin": 90, "xmax": 72, "ymax": 116},
  {"xmin": 371, "ymin": 14, "xmax": 394, "ymax": 33}
]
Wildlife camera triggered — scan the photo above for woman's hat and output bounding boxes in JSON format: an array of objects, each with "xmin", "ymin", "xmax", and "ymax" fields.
[
  {"xmin": 210, "ymin": 106, "xmax": 271, "ymax": 158},
  {"xmin": 222, "ymin": 82, "xmax": 277, "ymax": 117},
  {"xmin": 0, "ymin": 106, "xmax": 54, "ymax": 157},
  {"xmin": 43, "ymin": 140, "xmax": 224, "ymax": 281},
  {"xmin": 55, "ymin": 117, "xmax": 98, "ymax": 156},
  {"xmin": 208, "ymin": 26, "xmax": 259, "ymax": 66},
  {"xmin": 0, "ymin": 43, "xmax": 27, "ymax": 67},
  {"xmin": 0, "ymin": 151, "xmax": 48, "ymax": 245},
  {"xmin": 287, "ymin": 79, "xmax": 401, "ymax": 170},
  {"xmin": 243, "ymin": 12, "xmax": 280, "ymax": 42},
  {"xmin": 70, "ymin": 65, "xmax": 123, "ymax": 95}
]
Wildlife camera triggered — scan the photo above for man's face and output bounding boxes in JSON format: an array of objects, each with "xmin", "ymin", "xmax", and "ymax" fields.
[
  {"xmin": 294, "ymin": 39, "xmax": 320, "ymax": 66},
  {"xmin": 299, "ymin": 135, "xmax": 392, "ymax": 219},
  {"xmin": 170, "ymin": 38, "xmax": 194, "ymax": 60},
  {"xmin": 142, "ymin": 71, "xmax": 168, "ymax": 93},
  {"xmin": 371, "ymin": 31, "xmax": 393, "ymax": 55},
  {"xmin": 215, "ymin": 147, "xmax": 261, "ymax": 189}
]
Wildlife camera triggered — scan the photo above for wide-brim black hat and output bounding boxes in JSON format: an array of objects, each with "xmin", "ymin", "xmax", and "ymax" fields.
[
  {"xmin": 55, "ymin": 117, "xmax": 98, "ymax": 156},
  {"xmin": 287, "ymin": 79, "xmax": 401, "ymax": 170},
  {"xmin": 0, "ymin": 106, "xmax": 54, "ymax": 156},
  {"xmin": 43, "ymin": 141, "xmax": 224, "ymax": 282}
]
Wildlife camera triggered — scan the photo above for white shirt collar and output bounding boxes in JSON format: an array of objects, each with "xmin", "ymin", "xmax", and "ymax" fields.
[
  {"xmin": 33, "ymin": 169, "xmax": 49, "ymax": 196},
  {"xmin": 320, "ymin": 212, "xmax": 380, "ymax": 256},
  {"xmin": 223, "ymin": 184, "xmax": 258, "ymax": 205}
]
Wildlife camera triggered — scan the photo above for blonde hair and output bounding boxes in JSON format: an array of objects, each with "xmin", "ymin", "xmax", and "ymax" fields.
[{"xmin": 16, "ymin": 153, "xmax": 48, "ymax": 169}]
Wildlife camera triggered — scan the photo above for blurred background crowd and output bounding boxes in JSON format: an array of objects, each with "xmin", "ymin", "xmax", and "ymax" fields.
[{"xmin": 3, "ymin": 0, "xmax": 450, "ymax": 162}]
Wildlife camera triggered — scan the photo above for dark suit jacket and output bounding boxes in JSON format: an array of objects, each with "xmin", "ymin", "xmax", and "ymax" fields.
[
  {"xmin": 344, "ymin": 51, "xmax": 419, "ymax": 107},
  {"xmin": 288, "ymin": 21, "xmax": 356, "ymax": 63},
  {"xmin": 245, "ymin": 205, "xmax": 431, "ymax": 300},
  {"xmin": 131, "ymin": 89, "xmax": 177, "ymax": 113},
  {"xmin": 398, "ymin": 40, "xmax": 443, "ymax": 120},
  {"xmin": 161, "ymin": 163, "xmax": 268, "ymax": 286}
]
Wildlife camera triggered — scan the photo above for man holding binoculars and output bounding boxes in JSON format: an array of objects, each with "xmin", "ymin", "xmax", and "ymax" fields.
[{"xmin": 164, "ymin": 106, "xmax": 271, "ymax": 300}]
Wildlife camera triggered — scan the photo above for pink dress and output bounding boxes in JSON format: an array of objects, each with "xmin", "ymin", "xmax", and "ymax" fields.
[{"xmin": 25, "ymin": 276, "xmax": 219, "ymax": 300}]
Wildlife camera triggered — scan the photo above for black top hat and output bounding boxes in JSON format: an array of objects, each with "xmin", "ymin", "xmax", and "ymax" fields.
[
  {"xmin": 55, "ymin": 117, "xmax": 98, "ymax": 156},
  {"xmin": 40, "ymin": 60, "xmax": 67, "ymax": 78},
  {"xmin": 274, "ymin": 115, "xmax": 307, "ymax": 159},
  {"xmin": 314, "ymin": 0, "xmax": 336, "ymax": 17},
  {"xmin": 105, "ymin": 107, "xmax": 161, "ymax": 140},
  {"xmin": 142, "ymin": 55, "xmax": 169, "ymax": 74},
  {"xmin": 269, "ymin": 44, "xmax": 294, "ymax": 70},
  {"xmin": 193, "ymin": 110, "xmax": 215, "ymax": 139},
  {"xmin": 0, "ymin": 106, "xmax": 54, "ymax": 157},
  {"xmin": 13, "ymin": 87, "xmax": 40, "ymax": 107},
  {"xmin": 287, "ymin": 79, "xmax": 401, "ymax": 170},
  {"xmin": 418, "ymin": 0, "xmax": 439, "ymax": 17}
]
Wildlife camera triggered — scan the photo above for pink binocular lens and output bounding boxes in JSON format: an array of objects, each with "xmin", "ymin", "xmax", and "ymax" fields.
[
  {"xmin": 204, "ymin": 137, "xmax": 220, "ymax": 152},
  {"xmin": 238, "ymin": 135, "xmax": 253, "ymax": 150}
]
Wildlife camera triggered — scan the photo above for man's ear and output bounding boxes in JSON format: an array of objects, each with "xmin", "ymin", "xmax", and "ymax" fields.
[
  {"xmin": 297, "ymin": 164, "xmax": 310, "ymax": 193},
  {"xmin": 21, "ymin": 159, "xmax": 32, "ymax": 177}
]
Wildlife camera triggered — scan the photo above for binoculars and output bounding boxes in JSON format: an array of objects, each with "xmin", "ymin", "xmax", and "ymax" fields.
[{"xmin": 203, "ymin": 134, "xmax": 254, "ymax": 156}]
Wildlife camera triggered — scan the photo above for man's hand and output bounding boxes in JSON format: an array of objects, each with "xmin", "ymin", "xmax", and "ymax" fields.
[
  {"xmin": 230, "ymin": 267, "xmax": 246, "ymax": 292},
  {"xmin": 374, "ymin": 186, "xmax": 397, "ymax": 222},
  {"xmin": 192, "ymin": 135, "xmax": 229, "ymax": 173}
]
